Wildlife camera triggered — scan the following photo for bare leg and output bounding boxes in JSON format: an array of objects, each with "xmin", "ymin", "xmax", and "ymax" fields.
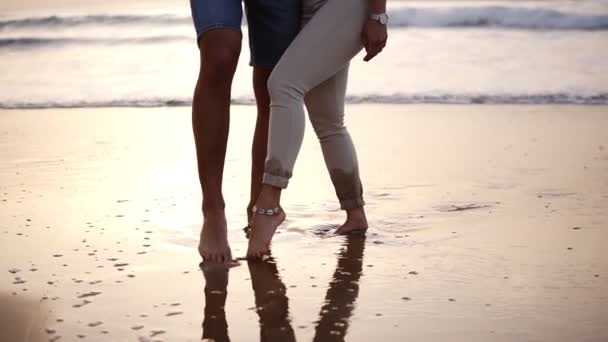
[
  {"xmin": 194, "ymin": 29, "xmax": 241, "ymax": 262},
  {"xmin": 247, "ymin": 68, "xmax": 272, "ymax": 224}
]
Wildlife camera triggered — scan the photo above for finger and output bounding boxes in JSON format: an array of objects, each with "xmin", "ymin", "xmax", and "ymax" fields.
[
  {"xmin": 370, "ymin": 44, "xmax": 384, "ymax": 54},
  {"xmin": 364, "ymin": 50, "xmax": 379, "ymax": 62},
  {"xmin": 363, "ymin": 41, "xmax": 372, "ymax": 55},
  {"xmin": 371, "ymin": 41, "xmax": 386, "ymax": 54},
  {"xmin": 364, "ymin": 45, "xmax": 382, "ymax": 61},
  {"xmin": 372, "ymin": 38, "xmax": 386, "ymax": 48},
  {"xmin": 362, "ymin": 45, "xmax": 372, "ymax": 61},
  {"xmin": 364, "ymin": 49, "xmax": 378, "ymax": 62},
  {"xmin": 374, "ymin": 33, "xmax": 388, "ymax": 47},
  {"xmin": 361, "ymin": 34, "xmax": 369, "ymax": 49}
]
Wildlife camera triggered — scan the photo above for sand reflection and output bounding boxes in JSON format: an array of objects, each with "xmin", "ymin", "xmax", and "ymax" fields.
[
  {"xmin": 313, "ymin": 234, "xmax": 365, "ymax": 341},
  {"xmin": 200, "ymin": 233, "xmax": 366, "ymax": 341},
  {"xmin": 248, "ymin": 259, "xmax": 296, "ymax": 342},
  {"xmin": 201, "ymin": 266, "xmax": 230, "ymax": 342}
]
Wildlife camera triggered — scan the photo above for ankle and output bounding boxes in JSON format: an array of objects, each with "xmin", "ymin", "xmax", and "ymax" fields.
[
  {"xmin": 246, "ymin": 205, "xmax": 253, "ymax": 223},
  {"xmin": 256, "ymin": 185, "xmax": 282, "ymax": 207},
  {"xmin": 203, "ymin": 207, "xmax": 225, "ymax": 219},
  {"xmin": 203, "ymin": 199, "xmax": 225, "ymax": 212},
  {"xmin": 346, "ymin": 207, "xmax": 367, "ymax": 221}
]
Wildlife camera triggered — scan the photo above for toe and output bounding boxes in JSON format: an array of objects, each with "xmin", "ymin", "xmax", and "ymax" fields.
[{"xmin": 225, "ymin": 250, "xmax": 233, "ymax": 263}]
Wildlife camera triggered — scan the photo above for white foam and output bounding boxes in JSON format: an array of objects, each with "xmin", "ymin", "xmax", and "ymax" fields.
[
  {"xmin": 1, "ymin": 93, "xmax": 606, "ymax": 109},
  {"xmin": 389, "ymin": 5, "xmax": 608, "ymax": 30},
  {"xmin": 2, "ymin": 6, "xmax": 607, "ymax": 32}
]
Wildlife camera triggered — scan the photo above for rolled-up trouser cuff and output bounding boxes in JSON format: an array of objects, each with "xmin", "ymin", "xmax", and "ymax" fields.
[
  {"xmin": 340, "ymin": 198, "xmax": 365, "ymax": 210},
  {"xmin": 262, "ymin": 173, "xmax": 289, "ymax": 189}
]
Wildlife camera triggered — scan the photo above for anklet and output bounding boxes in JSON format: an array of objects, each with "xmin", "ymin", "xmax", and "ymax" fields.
[{"xmin": 252, "ymin": 206, "xmax": 281, "ymax": 216}]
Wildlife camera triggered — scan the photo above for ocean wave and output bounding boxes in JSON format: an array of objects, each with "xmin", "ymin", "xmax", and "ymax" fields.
[
  {"xmin": 390, "ymin": 6, "xmax": 608, "ymax": 30},
  {"xmin": 0, "ymin": 14, "xmax": 190, "ymax": 29},
  {"xmin": 345, "ymin": 93, "xmax": 608, "ymax": 105},
  {"xmin": 1, "ymin": 93, "xmax": 606, "ymax": 109},
  {"xmin": 1, "ymin": 7, "xmax": 607, "ymax": 31},
  {"xmin": 0, "ymin": 36, "xmax": 191, "ymax": 48}
]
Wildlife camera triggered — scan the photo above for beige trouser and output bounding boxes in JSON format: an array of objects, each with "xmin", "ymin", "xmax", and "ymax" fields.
[{"xmin": 262, "ymin": 0, "xmax": 367, "ymax": 210}]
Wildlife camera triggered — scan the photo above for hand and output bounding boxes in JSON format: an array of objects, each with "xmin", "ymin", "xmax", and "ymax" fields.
[{"xmin": 361, "ymin": 20, "xmax": 388, "ymax": 62}]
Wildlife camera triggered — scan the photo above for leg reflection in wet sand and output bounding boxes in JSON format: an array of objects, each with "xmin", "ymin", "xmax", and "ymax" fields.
[
  {"xmin": 313, "ymin": 234, "xmax": 366, "ymax": 342},
  {"xmin": 248, "ymin": 258, "xmax": 297, "ymax": 342},
  {"xmin": 201, "ymin": 265, "xmax": 231, "ymax": 342},
  {"xmin": 201, "ymin": 233, "xmax": 365, "ymax": 342}
]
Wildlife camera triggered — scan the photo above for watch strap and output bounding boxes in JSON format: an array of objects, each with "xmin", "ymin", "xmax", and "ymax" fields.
[{"xmin": 369, "ymin": 13, "xmax": 388, "ymax": 25}]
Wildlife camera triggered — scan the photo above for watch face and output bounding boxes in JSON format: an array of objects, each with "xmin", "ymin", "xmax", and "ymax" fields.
[{"xmin": 379, "ymin": 14, "xmax": 388, "ymax": 25}]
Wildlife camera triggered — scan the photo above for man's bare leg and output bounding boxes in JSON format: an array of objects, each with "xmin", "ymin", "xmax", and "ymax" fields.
[
  {"xmin": 193, "ymin": 29, "xmax": 241, "ymax": 262},
  {"xmin": 247, "ymin": 68, "xmax": 272, "ymax": 224}
]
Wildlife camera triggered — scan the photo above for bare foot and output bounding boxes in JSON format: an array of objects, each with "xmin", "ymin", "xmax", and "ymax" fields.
[
  {"xmin": 335, "ymin": 207, "xmax": 368, "ymax": 235},
  {"xmin": 199, "ymin": 210, "xmax": 232, "ymax": 263},
  {"xmin": 246, "ymin": 209, "xmax": 285, "ymax": 259}
]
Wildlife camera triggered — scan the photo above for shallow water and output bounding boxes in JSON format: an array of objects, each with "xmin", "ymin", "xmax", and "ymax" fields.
[{"xmin": 1, "ymin": 105, "xmax": 607, "ymax": 341}]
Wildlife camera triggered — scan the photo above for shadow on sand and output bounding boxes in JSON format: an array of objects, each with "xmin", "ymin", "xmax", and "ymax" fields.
[{"xmin": 0, "ymin": 293, "xmax": 49, "ymax": 342}]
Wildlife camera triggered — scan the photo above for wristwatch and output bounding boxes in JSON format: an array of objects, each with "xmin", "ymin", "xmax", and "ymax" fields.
[{"xmin": 369, "ymin": 13, "xmax": 388, "ymax": 25}]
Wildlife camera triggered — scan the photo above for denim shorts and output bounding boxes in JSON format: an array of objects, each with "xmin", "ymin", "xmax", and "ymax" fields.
[{"xmin": 190, "ymin": 0, "xmax": 300, "ymax": 69}]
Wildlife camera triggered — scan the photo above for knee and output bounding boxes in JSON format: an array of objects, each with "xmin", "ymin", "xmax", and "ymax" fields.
[
  {"xmin": 310, "ymin": 114, "xmax": 346, "ymax": 140},
  {"xmin": 267, "ymin": 70, "xmax": 304, "ymax": 104},
  {"xmin": 200, "ymin": 46, "xmax": 240, "ymax": 85},
  {"xmin": 253, "ymin": 69, "xmax": 271, "ymax": 109},
  {"xmin": 314, "ymin": 123, "xmax": 347, "ymax": 141}
]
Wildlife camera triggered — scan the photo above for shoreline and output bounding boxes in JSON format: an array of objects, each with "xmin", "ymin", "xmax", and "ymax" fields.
[{"xmin": 3, "ymin": 99, "xmax": 608, "ymax": 111}]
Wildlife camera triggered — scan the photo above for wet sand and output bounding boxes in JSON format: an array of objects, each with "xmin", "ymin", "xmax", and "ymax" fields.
[{"xmin": 1, "ymin": 105, "xmax": 607, "ymax": 342}]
